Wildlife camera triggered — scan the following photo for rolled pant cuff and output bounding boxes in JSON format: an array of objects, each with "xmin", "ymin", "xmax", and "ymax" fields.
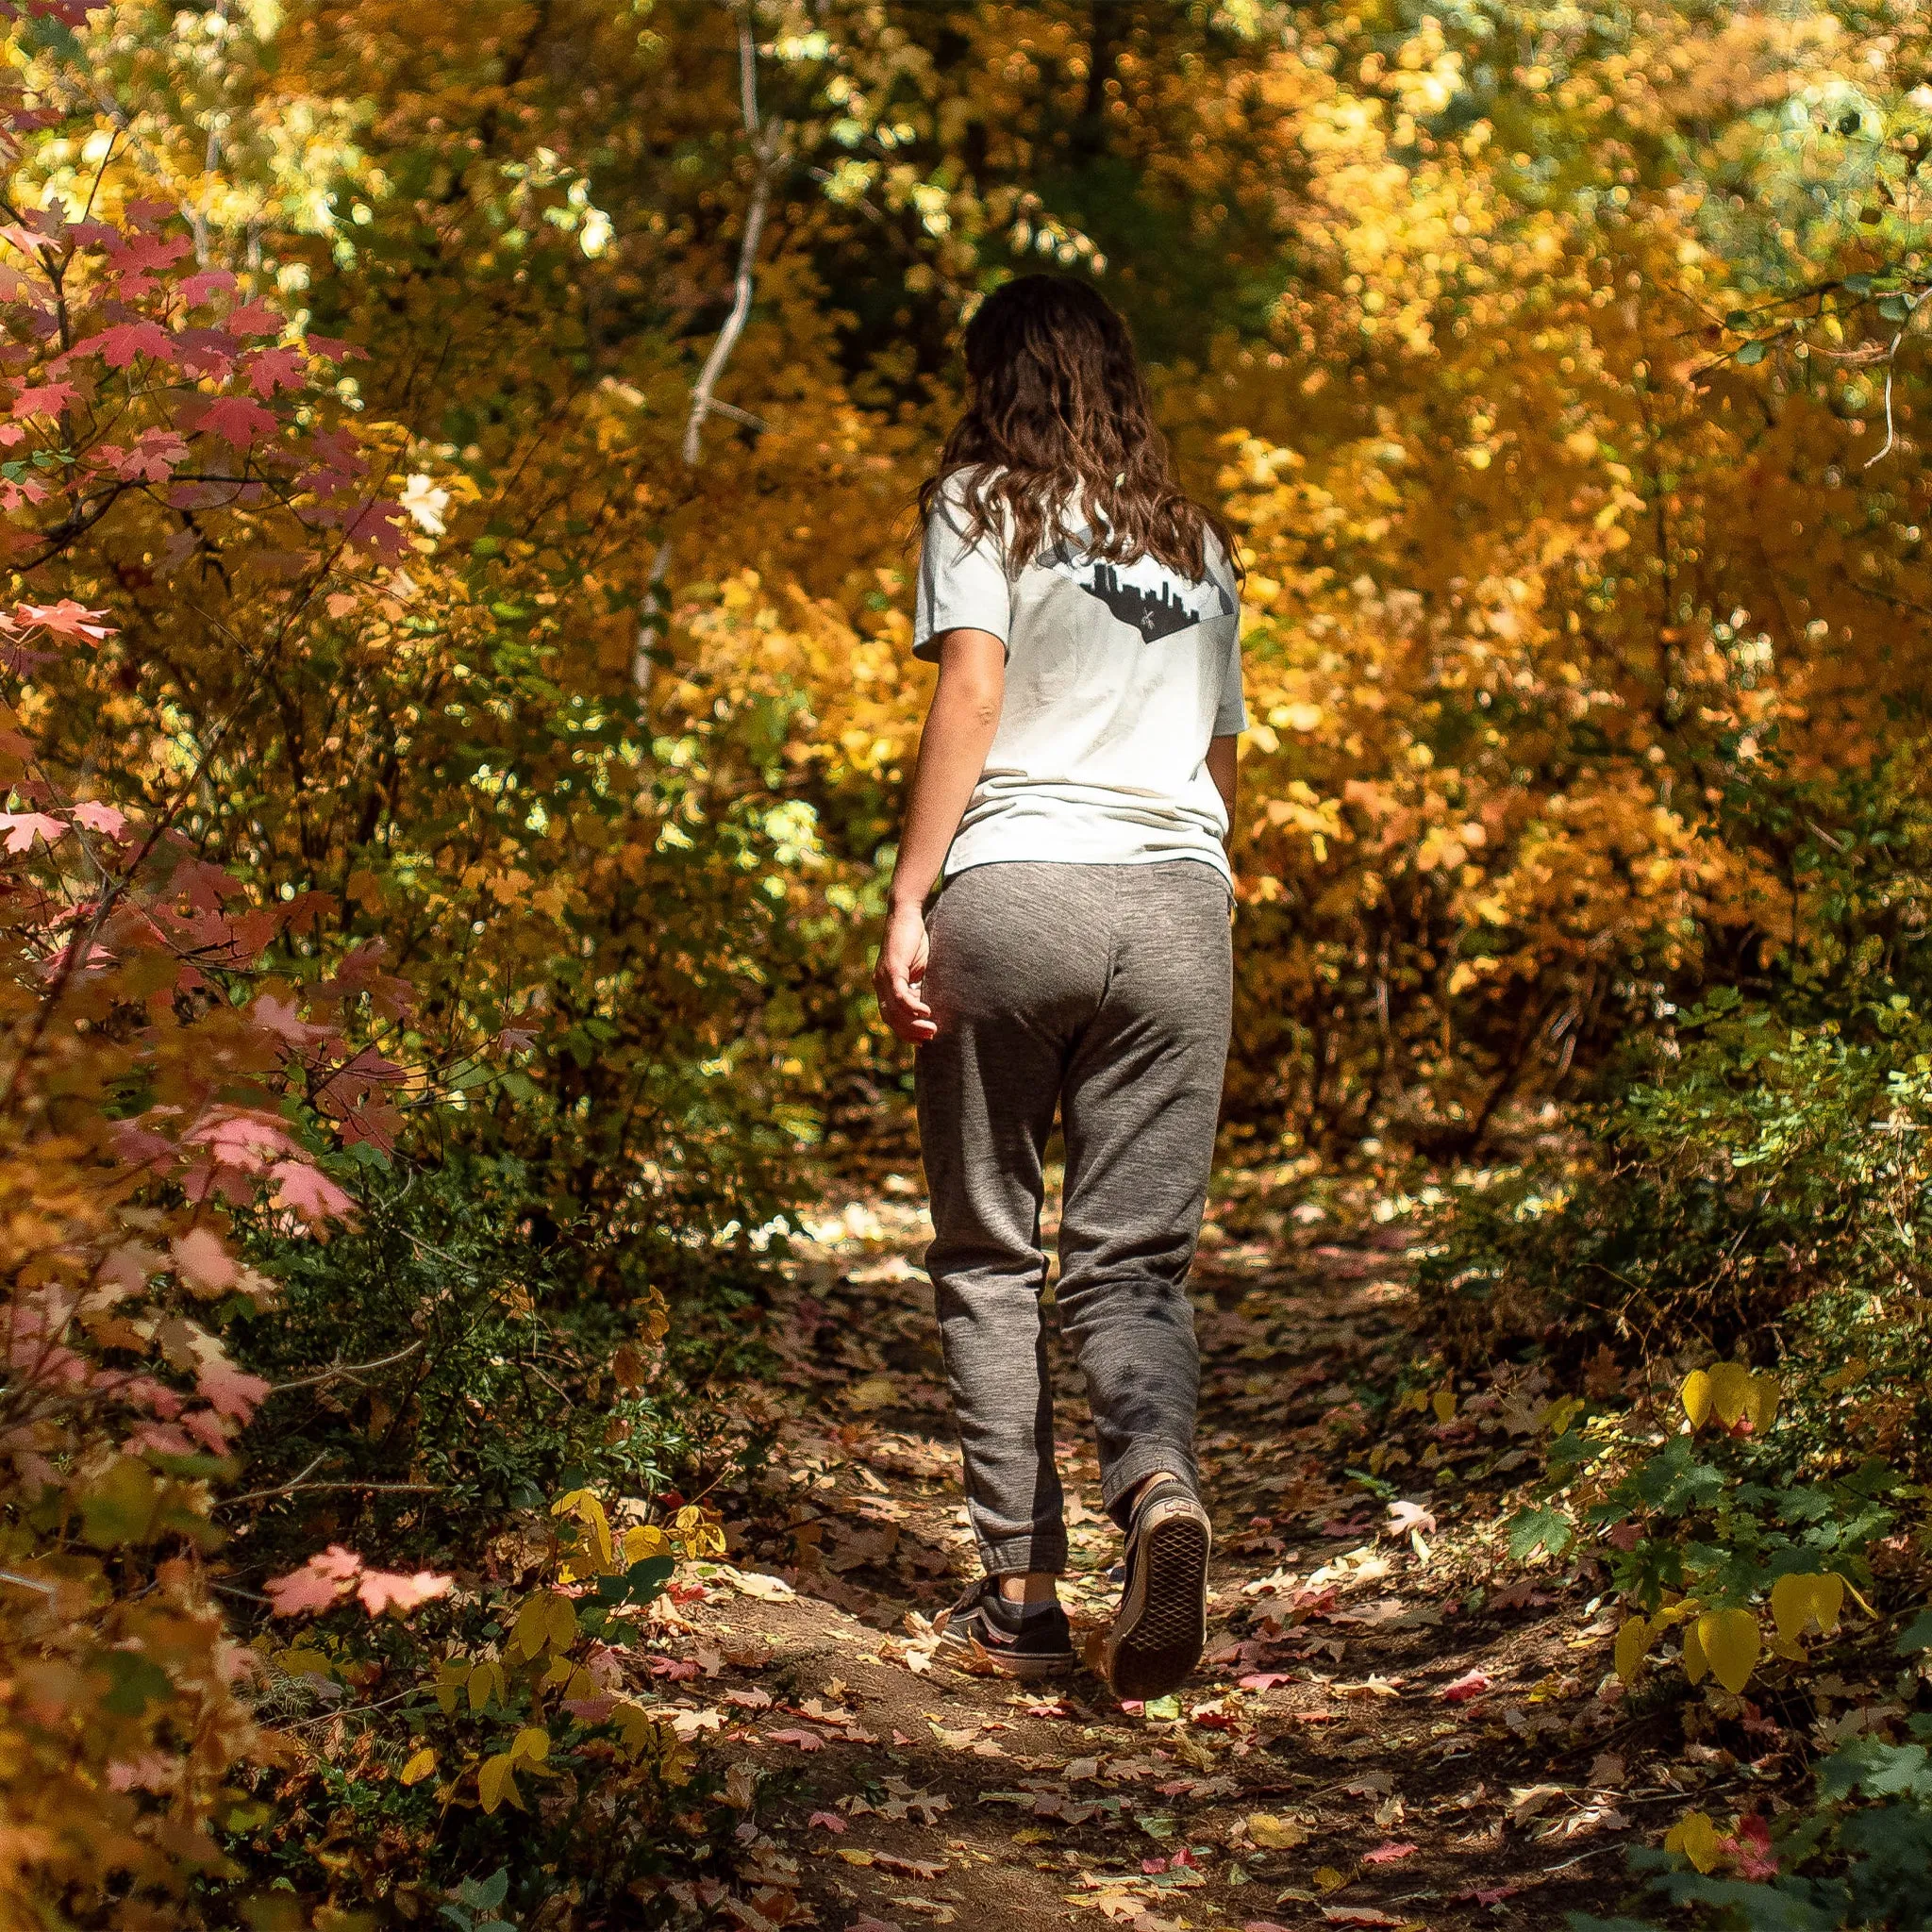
[
  {"xmin": 1102, "ymin": 1441, "xmax": 1200, "ymax": 1530},
  {"xmin": 978, "ymin": 1533, "xmax": 1068, "ymax": 1577}
]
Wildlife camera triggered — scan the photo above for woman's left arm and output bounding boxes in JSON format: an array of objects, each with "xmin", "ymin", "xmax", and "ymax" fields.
[{"xmin": 874, "ymin": 627, "xmax": 1008, "ymax": 1043}]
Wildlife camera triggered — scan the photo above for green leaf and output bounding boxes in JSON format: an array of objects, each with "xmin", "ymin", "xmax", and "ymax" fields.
[
  {"xmin": 457, "ymin": 1870, "xmax": 510, "ymax": 1911},
  {"xmin": 1736, "ymin": 338, "xmax": 1769, "ymax": 366},
  {"xmin": 1507, "ymin": 1505, "xmax": 1574, "ymax": 1562},
  {"xmin": 1894, "ymin": 1607, "xmax": 1932, "ymax": 1654}
]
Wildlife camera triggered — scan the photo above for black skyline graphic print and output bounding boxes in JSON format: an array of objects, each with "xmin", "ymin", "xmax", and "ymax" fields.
[{"xmin": 1079, "ymin": 560, "xmax": 1233, "ymax": 641}]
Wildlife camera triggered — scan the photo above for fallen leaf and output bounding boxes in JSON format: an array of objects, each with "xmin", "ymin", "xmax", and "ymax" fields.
[
  {"xmin": 1439, "ymin": 1667, "xmax": 1490, "ymax": 1702},
  {"xmin": 1507, "ymin": 1782, "xmax": 1567, "ymax": 1823},
  {"xmin": 847, "ymin": 1374, "xmax": 899, "ymax": 1410},
  {"xmin": 1361, "ymin": 1842, "xmax": 1417, "ymax": 1865},
  {"xmin": 764, "ymin": 1727, "xmax": 824, "ymax": 1752},
  {"xmin": 808, "ymin": 1810, "xmax": 846, "ymax": 1832},
  {"xmin": 1246, "ymin": 1813, "xmax": 1310, "ymax": 1850}
]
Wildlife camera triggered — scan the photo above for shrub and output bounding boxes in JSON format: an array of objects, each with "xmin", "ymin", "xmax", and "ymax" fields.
[
  {"xmin": 222, "ymin": 1488, "xmax": 732, "ymax": 1930},
  {"xmin": 223, "ymin": 1152, "xmax": 705, "ymax": 1583},
  {"xmin": 1415, "ymin": 990, "xmax": 1932, "ymax": 1474}
]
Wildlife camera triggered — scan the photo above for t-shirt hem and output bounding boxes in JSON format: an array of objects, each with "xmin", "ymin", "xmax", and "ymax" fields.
[{"xmin": 944, "ymin": 845, "xmax": 1233, "ymax": 885}]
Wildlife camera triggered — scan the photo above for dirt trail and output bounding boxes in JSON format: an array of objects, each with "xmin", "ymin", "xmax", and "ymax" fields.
[{"xmin": 653, "ymin": 1178, "xmax": 1661, "ymax": 1932}]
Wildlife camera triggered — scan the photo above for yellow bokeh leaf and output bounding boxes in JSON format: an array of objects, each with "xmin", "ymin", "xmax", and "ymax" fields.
[
  {"xmin": 1664, "ymin": 1810, "xmax": 1724, "ymax": 1874},
  {"xmin": 1696, "ymin": 1609, "xmax": 1761, "ymax": 1694},
  {"xmin": 477, "ymin": 1752, "xmax": 523, "ymax": 1814},
  {"xmin": 1770, "ymin": 1573, "xmax": 1844, "ymax": 1645},
  {"xmin": 1614, "ymin": 1615, "xmax": 1652, "ymax": 1684},
  {"xmin": 1681, "ymin": 1370, "xmax": 1713, "ymax": 1430},
  {"xmin": 1681, "ymin": 1619, "xmax": 1709, "ymax": 1685},
  {"xmin": 1707, "ymin": 1363, "xmax": 1754, "ymax": 1428},
  {"xmin": 399, "ymin": 1746, "xmax": 437, "ymax": 1787},
  {"xmin": 1431, "ymin": 1390, "xmax": 1457, "ymax": 1424}
]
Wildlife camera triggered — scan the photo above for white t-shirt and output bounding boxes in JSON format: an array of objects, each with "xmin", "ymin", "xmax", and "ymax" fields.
[{"xmin": 913, "ymin": 472, "xmax": 1247, "ymax": 883}]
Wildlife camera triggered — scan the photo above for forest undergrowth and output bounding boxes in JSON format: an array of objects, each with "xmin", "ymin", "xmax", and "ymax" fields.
[
  {"xmin": 639, "ymin": 1156, "xmax": 1932, "ymax": 1932},
  {"xmin": 13, "ymin": 4, "xmax": 1932, "ymax": 1929}
]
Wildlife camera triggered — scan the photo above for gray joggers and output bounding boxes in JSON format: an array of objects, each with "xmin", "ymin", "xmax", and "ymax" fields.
[{"xmin": 914, "ymin": 859, "xmax": 1233, "ymax": 1577}]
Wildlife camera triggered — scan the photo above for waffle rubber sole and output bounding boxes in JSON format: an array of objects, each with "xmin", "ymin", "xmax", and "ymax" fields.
[{"xmin": 1106, "ymin": 1499, "xmax": 1210, "ymax": 1702}]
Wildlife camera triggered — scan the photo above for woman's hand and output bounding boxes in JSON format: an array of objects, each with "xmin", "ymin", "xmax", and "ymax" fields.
[{"xmin": 874, "ymin": 900, "xmax": 937, "ymax": 1043}]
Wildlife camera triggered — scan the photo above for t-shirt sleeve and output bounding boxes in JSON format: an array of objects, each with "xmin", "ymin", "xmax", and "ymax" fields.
[
  {"xmin": 913, "ymin": 482, "xmax": 1011, "ymax": 662},
  {"xmin": 1212, "ymin": 556, "xmax": 1248, "ymax": 736}
]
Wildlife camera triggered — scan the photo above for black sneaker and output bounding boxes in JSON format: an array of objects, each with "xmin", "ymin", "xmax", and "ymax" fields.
[
  {"xmin": 934, "ymin": 1577, "xmax": 1075, "ymax": 1679},
  {"xmin": 1104, "ymin": 1478, "xmax": 1211, "ymax": 1702}
]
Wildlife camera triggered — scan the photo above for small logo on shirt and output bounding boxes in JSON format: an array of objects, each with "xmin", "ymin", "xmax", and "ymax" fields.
[{"xmin": 1081, "ymin": 561, "xmax": 1231, "ymax": 641}]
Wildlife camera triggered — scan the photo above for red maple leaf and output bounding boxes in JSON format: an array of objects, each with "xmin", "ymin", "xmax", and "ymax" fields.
[{"xmin": 196, "ymin": 395, "xmax": 279, "ymax": 448}]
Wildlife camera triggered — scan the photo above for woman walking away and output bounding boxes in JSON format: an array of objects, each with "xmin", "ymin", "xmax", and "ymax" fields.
[{"xmin": 874, "ymin": 275, "xmax": 1245, "ymax": 1702}]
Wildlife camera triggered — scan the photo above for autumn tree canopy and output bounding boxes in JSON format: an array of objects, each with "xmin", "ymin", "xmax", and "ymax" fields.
[{"xmin": 8, "ymin": 1, "xmax": 1932, "ymax": 1926}]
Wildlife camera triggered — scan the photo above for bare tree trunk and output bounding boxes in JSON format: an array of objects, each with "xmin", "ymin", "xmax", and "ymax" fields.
[{"xmin": 634, "ymin": 5, "xmax": 787, "ymax": 696}]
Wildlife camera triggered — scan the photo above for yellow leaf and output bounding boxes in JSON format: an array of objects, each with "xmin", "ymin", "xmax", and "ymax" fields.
[
  {"xmin": 544, "ymin": 1591, "xmax": 578, "ymax": 1653},
  {"xmin": 1431, "ymin": 1390, "xmax": 1457, "ymax": 1424},
  {"xmin": 1707, "ymin": 1363, "xmax": 1754, "ymax": 1428},
  {"xmin": 510, "ymin": 1591, "xmax": 551, "ymax": 1660},
  {"xmin": 510, "ymin": 1724, "xmax": 550, "ymax": 1764},
  {"xmin": 1744, "ymin": 1374, "xmax": 1780, "ymax": 1434},
  {"xmin": 1681, "ymin": 1620, "xmax": 1709, "ymax": 1685},
  {"xmin": 277, "ymin": 1649, "xmax": 334, "ymax": 1678},
  {"xmin": 624, "ymin": 1524, "xmax": 671, "ymax": 1562},
  {"xmin": 1248, "ymin": 1812, "xmax": 1310, "ymax": 1849},
  {"xmin": 847, "ymin": 1373, "xmax": 898, "ymax": 1411},
  {"xmin": 399, "ymin": 1746, "xmax": 437, "ymax": 1787},
  {"xmin": 1665, "ymin": 1810, "xmax": 1724, "ymax": 1874},
  {"xmin": 837, "ymin": 1849, "xmax": 875, "ymax": 1867},
  {"xmin": 1614, "ymin": 1616, "xmax": 1652, "ymax": 1684},
  {"xmin": 477, "ymin": 1752, "xmax": 523, "ymax": 1814},
  {"xmin": 467, "ymin": 1661, "xmax": 498, "ymax": 1711},
  {"xmin": 1696, "ymin": 1609, "xmax": 1761, "ymax": 1694},
  {"xmin": 1771, "ymin": 1573, "xmax": 1844, "ymax": 1645},
  {"xmin": 552, "ymin": 1488, "xmax": 614, "ymax": 1569},
  {"xmin": 1681, "ymin": 1370, "xmax": 1713, "ymax": 1430},
  {"xmin": 1313, "ymin": 1866, "xmax": 1347, "ymax": 1892}
]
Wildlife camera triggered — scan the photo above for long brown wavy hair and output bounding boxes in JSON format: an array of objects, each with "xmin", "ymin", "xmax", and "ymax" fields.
[{"xmin": 917, "ymin": 275, "xmax": 1236, "ymax": 583}]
